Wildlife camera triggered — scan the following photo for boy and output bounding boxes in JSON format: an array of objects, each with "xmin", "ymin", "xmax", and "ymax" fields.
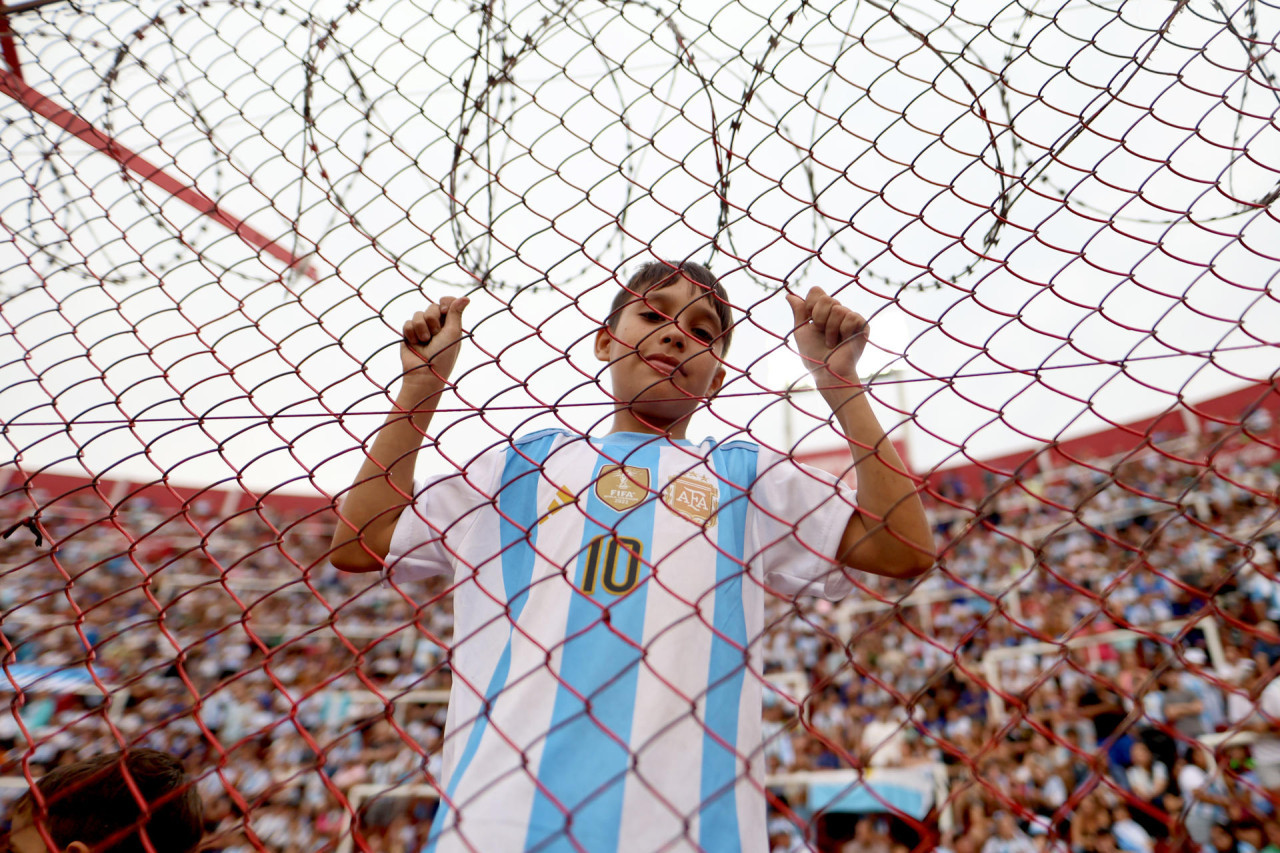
[
  {"xmin": 330, "ymin": 260, "xmax": 934, "ymax": 852},
  {"xmin": 1, "ymin": 749, "xmax": 204, "ymax": 853}
]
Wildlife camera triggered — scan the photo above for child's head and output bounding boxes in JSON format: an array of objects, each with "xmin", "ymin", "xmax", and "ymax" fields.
[
  {"xmin": 4, "ymin": 749, "xmax": 204, "ymax": 853},
  {"xmin": 595, "ymin": 260, "xmax": 734, "ymax": 435},
  {"xmin": 1235, "ymin": 820, "xmax": 1264, "ymax": 850},
  {"xmin": 605, "ymin": 261, "xmax": 734, "ymax": 355}
]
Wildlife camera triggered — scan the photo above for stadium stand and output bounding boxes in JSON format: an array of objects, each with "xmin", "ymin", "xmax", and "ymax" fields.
[{"xmin": 1, "ymin": 381, "xmax": 1277, "ymax": 851}]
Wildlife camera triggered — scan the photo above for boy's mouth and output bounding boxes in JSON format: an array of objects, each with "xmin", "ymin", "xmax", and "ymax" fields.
[{"xmin": 644, "ymin": 354, "xmax": 683, "ymax": 376}]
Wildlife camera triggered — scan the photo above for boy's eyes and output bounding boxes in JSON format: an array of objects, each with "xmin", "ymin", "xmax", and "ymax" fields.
[{"xmin": 638, "ymin": 311, "xmax": 716, "ymax": 343}]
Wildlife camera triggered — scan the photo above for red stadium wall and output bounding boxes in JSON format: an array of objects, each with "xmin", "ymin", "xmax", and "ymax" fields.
[
  {"xmin": 797, "ymin": 380, "xmax": 1280, "ymax": 493},
  {"xmin": 0, "ymin": 466, "xmax": 335, "ymax": 517}
]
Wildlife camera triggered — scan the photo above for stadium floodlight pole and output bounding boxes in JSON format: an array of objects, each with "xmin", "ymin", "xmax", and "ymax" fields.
[{"xmin": 0, "ymin": 68, "xmax": 319, "ymax": 281}]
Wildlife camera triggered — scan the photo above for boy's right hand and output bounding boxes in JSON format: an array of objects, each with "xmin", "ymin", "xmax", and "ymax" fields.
[{"xmin": 401, "ymin": 296, "xmax": 470, "ymax": 390}]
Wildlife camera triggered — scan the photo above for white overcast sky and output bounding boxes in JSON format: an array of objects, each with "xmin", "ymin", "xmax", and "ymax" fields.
[{"xmin": 1, "ymin": 0, "xmax": 1278, "ymax": 497}]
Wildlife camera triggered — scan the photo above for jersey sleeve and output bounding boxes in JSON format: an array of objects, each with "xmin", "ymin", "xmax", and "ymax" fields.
[
  {"xmin": 385, "ymin": 449, "xmax": 505, "ymax": 582},
  {"xmin": 747, "ymin": 448, "xmax": 858, "ymax": 600}
]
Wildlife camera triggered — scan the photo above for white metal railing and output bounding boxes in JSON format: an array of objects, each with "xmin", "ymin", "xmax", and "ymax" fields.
[
  {"xmin": 828, "ymin": 577, "xmax": 1026, "ymax": 642},
  {"xmin": 980, "ymin": 616, "xmax": 1224, "ymax": 721},
  {"xmin": 336, "ymin": 763, "xmax": 953, "ymax": 853}
]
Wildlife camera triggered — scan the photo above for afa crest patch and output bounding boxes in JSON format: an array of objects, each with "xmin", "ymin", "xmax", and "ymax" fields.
[
  {"xmin": 595, "ymin": 465, "xmax": 651, "ymax": 512},
  {"xmin": 662, "ymin": 470, "xmax": 720, "ymax": 527}
]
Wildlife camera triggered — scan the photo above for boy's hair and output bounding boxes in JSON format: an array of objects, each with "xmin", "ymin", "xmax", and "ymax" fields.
[
  {"xmin": 607, "ymin": 261, "xmax": 734, "ymax": 354},
  {"xmin": 14, "ymin": 749, "xmax": 204, "ymax": 853}
]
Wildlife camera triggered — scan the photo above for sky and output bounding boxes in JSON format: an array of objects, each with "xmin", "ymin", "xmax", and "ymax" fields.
[{"xmin": 1, "ymin": 0, "xmax": 1278, "ymax": 498}]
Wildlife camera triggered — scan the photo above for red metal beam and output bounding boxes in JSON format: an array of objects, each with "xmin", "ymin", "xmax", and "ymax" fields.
[
  {"xmin": 0, "ymin": 68, "xmax": 318, "ymax": 280},
  {"xmin": 0, "ymin": 10, "xmax": 21, "ymax": 83}
]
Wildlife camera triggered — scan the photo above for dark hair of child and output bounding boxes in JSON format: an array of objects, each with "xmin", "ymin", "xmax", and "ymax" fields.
[{"xmin": 14, "ymin": 749, "xmax": 204, "ymax": 853}]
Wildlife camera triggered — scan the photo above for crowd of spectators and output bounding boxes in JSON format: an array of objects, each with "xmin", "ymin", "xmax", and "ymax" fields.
[
  {"xmin": 762, "ymin": 417, "xmax": 1280, "ymax": 851},
  {"xmin": 0, "ymin": 415, "xmax": 1277, "ymax": 852}
]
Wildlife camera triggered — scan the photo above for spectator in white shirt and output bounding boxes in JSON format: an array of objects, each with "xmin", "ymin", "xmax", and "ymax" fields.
[
  {"xmin": 980, "ymin": 811, "xmax": 1036, "ymax": 853},
  {"xmin": 861, "ymin": 705, "xmax": 906, "ymax": 768},
  {"xmin": 1124, "ymin": 741, "xmax": 1169, "ymax": 838},
  {"xmin": 1178, "ymin": 747, "xmax": 1229, "ymax": 847},
  {"xmin": 1237, "ymin": 669, "xmax": 1280, "ymax": 792},
  {"xmin": 1110, "ymin": 803, "xmax": 1154, "ymax": 852}
]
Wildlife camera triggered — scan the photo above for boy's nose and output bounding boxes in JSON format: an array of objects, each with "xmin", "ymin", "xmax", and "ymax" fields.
[{"xmin": 662, "ymin": 328, "xmax": 685, "ymax": 349}]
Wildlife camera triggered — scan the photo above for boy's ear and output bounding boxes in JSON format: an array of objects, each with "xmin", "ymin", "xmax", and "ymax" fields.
[
  {"xmin": 706, "ymin": 364, "xmax": 727, "ymax": 399},
  {"xmin": 593, "ymin": 326, "xmax": 613, "ymax": 363},
  {"xmin": 64, "ymin": 843, "xmax": 90, "ymax": 853}
]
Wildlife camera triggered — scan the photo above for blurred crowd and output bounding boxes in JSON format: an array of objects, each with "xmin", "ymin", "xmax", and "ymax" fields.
[
  {"xmin": 0, "ymin": 415, "xmax": 1277, "ymax": 852},
  {"xmin": 762, "ymin": 417, "xmax": 1280, "ymax": 852}
]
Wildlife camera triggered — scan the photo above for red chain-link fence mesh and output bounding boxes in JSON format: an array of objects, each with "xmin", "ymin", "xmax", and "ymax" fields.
[{"xmin": 2, "ymin": 0, "xmax": 1280, "ymax": 850}]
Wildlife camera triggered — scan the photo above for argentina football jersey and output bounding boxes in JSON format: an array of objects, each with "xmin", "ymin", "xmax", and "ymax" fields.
[{"xmin": 387, "ymin": 429, "xmax": 857, "ymax": 853}]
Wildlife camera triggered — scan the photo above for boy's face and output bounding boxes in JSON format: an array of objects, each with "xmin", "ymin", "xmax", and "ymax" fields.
[
  {"xmin": 2, "ymin": 804, "xmax": 42, "ymax": 853},
  {"xmin": 594, "ymin": 275, "xmax": 727, "ymax": 429}
]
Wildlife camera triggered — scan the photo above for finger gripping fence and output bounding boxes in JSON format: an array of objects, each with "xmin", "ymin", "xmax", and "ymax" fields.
[{"xmin": 1, "ymin": 0, "xmax": 1279, "ymax": 851}]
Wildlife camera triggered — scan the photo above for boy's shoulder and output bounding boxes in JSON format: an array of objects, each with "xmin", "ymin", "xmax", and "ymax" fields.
[
  {"xmin": 463, "ymin": 431, "xmax": 827, "ymax": 501},
  {"xmin": 477, "ymin": 430, "xmax": 797, "ymax": 486},
  {"xmin": 509, "ymin": 427, "xmax": 573, "ymax": 451},
  {"xmin": 505, "ymin": 429, "xmax": 764, "ymax": 456},
  {"xmin": 710, "ymin": 437, "xmax": 762, "ymax": 454},
  {"xmin": 472, "ymin": 431, "xmax": 776, "ymax": 488}
]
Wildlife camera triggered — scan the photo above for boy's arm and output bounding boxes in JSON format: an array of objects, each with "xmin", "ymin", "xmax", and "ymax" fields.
[
  {"xmin": 786, "ymin": 287, "xmax": 935, "ymax": 579},
  {"xmin": 328, "ymin": 296, "xmax": 470, "ymax": 573}
]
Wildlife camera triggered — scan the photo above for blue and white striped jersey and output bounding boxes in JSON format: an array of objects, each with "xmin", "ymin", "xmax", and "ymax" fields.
[{"xmin": 387, "ymin": 429, "xmax": 858, "ymax": 853}]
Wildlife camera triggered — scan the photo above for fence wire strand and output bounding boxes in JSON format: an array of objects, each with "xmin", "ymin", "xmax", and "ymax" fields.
[{"xmin": 2, "ymin": 0, "xmax": 1280, "ymax": 851}]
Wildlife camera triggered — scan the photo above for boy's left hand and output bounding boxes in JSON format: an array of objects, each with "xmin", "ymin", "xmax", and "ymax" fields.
[{"xmin": 786, "ymin": 286, "xmax": 868, "ymax": 391}]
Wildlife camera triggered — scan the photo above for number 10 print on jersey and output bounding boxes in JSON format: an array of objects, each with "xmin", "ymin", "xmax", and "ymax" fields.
[{"xmin": 579, "ymin": 535, "xmax": 644, "ymax": 596}]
